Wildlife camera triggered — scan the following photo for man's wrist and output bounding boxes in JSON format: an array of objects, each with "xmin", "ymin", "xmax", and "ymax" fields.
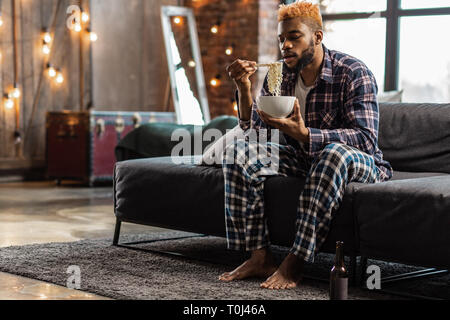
[
  {"xmin": 297, "ymin": 127, "xmax": 310, "ymax": 143},
  {"xmin": 236, "ymin": 81, "xmax": 251, "ymax": 93}
]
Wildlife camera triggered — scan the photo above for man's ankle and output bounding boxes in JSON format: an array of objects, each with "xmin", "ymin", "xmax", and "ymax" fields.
[{"xmin": 250, "ymin": 247, "xmax": 272, "ymax": 261}]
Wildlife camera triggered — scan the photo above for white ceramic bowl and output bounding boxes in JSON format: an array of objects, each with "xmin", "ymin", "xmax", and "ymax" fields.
[{"xmin": 257, "ymin": 96, "xmax": 296, "ymax": 118}]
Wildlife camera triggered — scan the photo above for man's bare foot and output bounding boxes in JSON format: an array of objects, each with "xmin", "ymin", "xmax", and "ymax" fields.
[
  {"xmin": 218, "ymin": 248, "xmax": 277, "ymax": 282},
  {"xmin": 260, "ymin": 253, "xmax": 304, "ymax": 290}
]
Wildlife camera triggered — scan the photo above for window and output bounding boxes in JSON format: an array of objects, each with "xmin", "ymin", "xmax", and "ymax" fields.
[
  {"xmin": 401, "ymin": 0, "xmax": 450, "ymax": 10},
  {"xmin": 399, "ymin": 15, "xmax": 450, "ymax": 102},
  {"xmin": 323, "ymin": 18, "xmax": 386, "ymax": 92},
  {"xmin": 320, "ymin": 0, "xmax": 386, "ymax": 14}
]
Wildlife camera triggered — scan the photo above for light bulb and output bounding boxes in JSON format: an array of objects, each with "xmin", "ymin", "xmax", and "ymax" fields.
[
  {"xmin": 48, "ymin": 67, "xmax": 57, "ymax": 78},
  {"xmin": 173, "ymin": 17, "xmax": 182, "ymax": 24},
  {"xmin": 233, "ymin": 102, "xmax": 238, "ymax": 111},
  {"xmin": 89, "ymin": 32, "xmax": 98, "ymax": 42},
  {"xmin": 74, "ymin": 24, "xmax": 82, "ymax": 32},
  {"xmin": 210, "ymin": 25, "xmax": 218, "ymax": 34},
  {"xmin": 10, "ymin": 87, "xmax": 21, "ymax": 99},
  {"xmin": 0, "ymin": 16, "xmax": 3, "ymax": 27},
  {"xmin": 210, "ymin": 76, "xmax": 221, "ymax": 87},
  {"xmin": 4, "ymin": 98, "xmax": 14, "ymax": 109},
  {"xmin": 42, "ymin": 43, "xmax": 51, "ymax": 55},
  {"xmin": 225, "ymin": 47, "xmax": 233, "ymax": 55},
  {"xmin": 81, "ymin": 12, "xmax": 90, "ymax": 23},
  {"xmin": 43, "ymin": 32, "xmax": 52, "ymax": 44},
  {"xmin": 56, "ymin": 72, "xmax": 64, "ymax": 84},
  {"xmin": 188, "ymin": 60, "xmax": 196, "ymax": 68}
]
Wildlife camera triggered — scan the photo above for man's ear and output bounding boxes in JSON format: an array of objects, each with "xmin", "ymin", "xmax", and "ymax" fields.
[{"xmin": 314, "ymin": 30, "xmax": 323, "ymax": 45}]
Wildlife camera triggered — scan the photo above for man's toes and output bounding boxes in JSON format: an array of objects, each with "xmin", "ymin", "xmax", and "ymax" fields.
[
  {"xmin": 261, "ymin": 278, "xmax": 274, "ymax": 288},
  {"xmin": 219, "ymin": 273, "xmax": 234, "ymax": 281},
  {"xmin": 261, "ymin": 276, "xmax": 275, "ymax": 288},
  {"xmin": 271, "ymin": 284, "xmax": 280, "ymax": 290}
]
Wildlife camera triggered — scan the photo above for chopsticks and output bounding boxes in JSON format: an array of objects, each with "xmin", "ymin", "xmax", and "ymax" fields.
[{"xmin": 256, "ymin": 63, "xmax": 282, "ymax": 68}]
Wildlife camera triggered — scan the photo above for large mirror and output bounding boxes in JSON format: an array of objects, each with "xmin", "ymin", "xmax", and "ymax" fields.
[{"xmin": 161, "ymin": 6, "xmax": 211, "ymax": 125}]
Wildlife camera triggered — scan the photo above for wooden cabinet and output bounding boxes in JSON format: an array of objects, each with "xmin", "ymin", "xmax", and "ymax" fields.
[{"xmin": 46, "ymin": 110, "xmax": 176, "ymax": 186}]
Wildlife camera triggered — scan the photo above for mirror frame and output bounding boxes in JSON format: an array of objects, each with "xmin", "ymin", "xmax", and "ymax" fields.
[{"xmin": 161, "ymin": 6, "xmax": 211, "ymax": 125}]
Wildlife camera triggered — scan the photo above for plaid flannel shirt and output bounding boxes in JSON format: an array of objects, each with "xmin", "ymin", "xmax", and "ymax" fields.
[{"xmin": 237, "ymin": 44, "xmax": 393, "ymax": 182}]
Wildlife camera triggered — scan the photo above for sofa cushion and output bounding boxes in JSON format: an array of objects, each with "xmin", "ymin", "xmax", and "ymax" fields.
[
  {"xmin": 353, "ymin": 174, "xmax": 450, "ymax": 268},
  {"xmin": 378, "ymin": 103, "xmax": 450, "ymax": 174},
  {"xmin": 114, "ymin": 156, "xmax": 227, "ymax": 237}
]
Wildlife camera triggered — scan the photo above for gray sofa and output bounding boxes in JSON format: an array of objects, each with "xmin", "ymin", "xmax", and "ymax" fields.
[{"xmin": 113, "ymin": 103, "xmax": 450, "ymax": 277}]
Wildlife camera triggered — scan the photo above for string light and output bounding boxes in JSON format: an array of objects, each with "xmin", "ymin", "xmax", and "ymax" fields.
[
  {"xmin": 3, "ymin": 94, "xmax": 14, "ymax": 110},
  {"xmin": 47, "ymin": 63, "xmax": 57, "ymax": 78},
  {"xmin": 210, "ymin": 20, "xmax": 221, "ymax": 34},
  {"xmin": 74, "ymin": 23, "xmax": 82, "ymax": 32},
  {"xmin": 81, "ymin": 12, "xmax": 90, "ymax": 23},
  {"xmin": 42, "ymin": 40, "xmax": 51, "ymax": 55},
  {"xmin": 10, "ymin": 85, "xmax": 21, "ymax": 99},
  {"xmin": 210, "ymin": 74, "xmax": 221, "ymax": 87},
  {"xmin": 210, "ymin": 25, "xmax": 219, "ymax": 34},
  {"xmin": 55, "ymin": 71, "xmax": 64, "ymax": 84},
  {"xmin": 233, "ymin": 100, "xmax": 238, "ymax": 112},
  {"xmin": 188, "ymin": 60, "xmax": 196, "ymax": 68},
  {"xmin": 43, "ymin": 30, "xmax": 52, "ymax": 44},
  {"xmin": 173, "ymin": 16, "xmax": 182, "ymax": 25},
  {"xmin": 225, "ymin": 44, "xmax": 235, "ymax": 56},
  {"xmin": 88, "ymin": 30, "xmax": 98, "ymax": 42}
]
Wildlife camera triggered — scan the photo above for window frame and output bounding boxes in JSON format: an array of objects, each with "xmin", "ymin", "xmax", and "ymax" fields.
[{"xmin": 282, "ymin": 0, "xmax": 450, "ymax": 91}]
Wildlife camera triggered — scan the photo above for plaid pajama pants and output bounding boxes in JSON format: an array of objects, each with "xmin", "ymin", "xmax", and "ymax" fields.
[{"xmin": 222, "ymin": 138, "xmax": 381, "ymax": 263}]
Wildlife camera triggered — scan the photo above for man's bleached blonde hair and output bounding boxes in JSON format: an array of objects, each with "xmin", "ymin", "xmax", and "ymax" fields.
[{"xmin": 278, "ymin": 1, "xmax": 323, "ymax": 31}]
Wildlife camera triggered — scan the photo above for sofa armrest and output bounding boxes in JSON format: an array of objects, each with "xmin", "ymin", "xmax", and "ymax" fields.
[
  {"xmin": 354, "ymin": 174, "xmax": 450, "ymax": 268},
  {"xmin": 115, "ymin": 116, "xmax": 238, "ymax": 162}
]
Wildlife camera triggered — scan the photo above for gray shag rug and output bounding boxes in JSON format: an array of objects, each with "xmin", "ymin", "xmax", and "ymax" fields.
[{"xmin": 0, "ymin": 231, "xmax": 448, "ymax": 300}]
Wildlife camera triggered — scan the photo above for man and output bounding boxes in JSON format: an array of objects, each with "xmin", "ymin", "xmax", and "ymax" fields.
[{"xmin": 218, "ymin": 1, "xmax": 393, "ymax": 290}]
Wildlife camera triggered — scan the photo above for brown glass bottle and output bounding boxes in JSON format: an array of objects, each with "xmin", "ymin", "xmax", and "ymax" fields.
[{"xmin": 329, "ymin": 241, "xmax": 348, "ymax": 300}]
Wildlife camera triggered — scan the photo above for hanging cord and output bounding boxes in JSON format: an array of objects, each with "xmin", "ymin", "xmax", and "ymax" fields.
[{"xmin": 23, "ymin": 0, "xmax": 62, "ymax": 146}]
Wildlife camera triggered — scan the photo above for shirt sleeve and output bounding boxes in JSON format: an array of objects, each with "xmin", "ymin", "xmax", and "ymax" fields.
[{"xmin": 306, "ymin": 67, "xmax": 380, "ymax": 159}]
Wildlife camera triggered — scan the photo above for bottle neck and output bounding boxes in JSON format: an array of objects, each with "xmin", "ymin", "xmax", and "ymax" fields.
[{"xmin": 335, "ymin": 244, "xmax": 344, "ymax": 267}]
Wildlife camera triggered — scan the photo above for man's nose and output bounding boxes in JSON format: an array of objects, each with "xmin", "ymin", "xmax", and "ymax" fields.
[{"xmin": 281, "ymin": 40, "xmax": 293, "ymax": 50}]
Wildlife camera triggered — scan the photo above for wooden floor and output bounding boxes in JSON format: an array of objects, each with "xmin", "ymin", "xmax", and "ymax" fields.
[{"xmin": 0, "ymin": 180, "xmax": 170, "ymax": 300}]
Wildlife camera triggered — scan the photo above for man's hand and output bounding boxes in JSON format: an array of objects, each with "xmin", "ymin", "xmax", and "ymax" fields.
[
  {"xmin": 257, "ymin": 99, "xmax": 310, "ymax": 143},
  {"xmin": 226, "ymin": 59, "xmax": 257, "ymax": 90}
]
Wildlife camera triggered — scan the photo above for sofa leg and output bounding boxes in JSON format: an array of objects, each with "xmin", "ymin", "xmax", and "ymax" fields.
[{"xmin": 113, "ymin": 219, "xmax": 122, "ymax": 246}]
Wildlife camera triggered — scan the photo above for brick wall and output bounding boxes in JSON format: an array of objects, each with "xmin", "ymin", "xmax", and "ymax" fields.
[{"xmin": 186, "ymin": 0, "xmax": 280, "ymax": 120}]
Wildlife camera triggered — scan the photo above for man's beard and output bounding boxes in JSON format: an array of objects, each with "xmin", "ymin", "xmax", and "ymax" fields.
[
  {"xmin": 294, "ymin": 40, "xmax": 315, "ymax": 73},
  {"xmin": 283, "ymin": 39, "xmax": 315, "ymax": 73}
]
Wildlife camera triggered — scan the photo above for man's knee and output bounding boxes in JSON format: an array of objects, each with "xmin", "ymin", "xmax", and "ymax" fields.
[
  {"xmin": 223, "ymin": 139, "xmax": 269, "ymax": 166},
  {"xmin": 223, "ymin": 139, "xmax": 249, "ymax": 166},
  {"xmin": 319, "ymin": 143, "xmax": 355, "ymax": 163}
]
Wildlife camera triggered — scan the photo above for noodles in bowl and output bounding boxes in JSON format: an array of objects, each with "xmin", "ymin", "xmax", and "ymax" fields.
[{"xmin": 256, "ymin": 62, "xmax": 295, "ymax": 118}]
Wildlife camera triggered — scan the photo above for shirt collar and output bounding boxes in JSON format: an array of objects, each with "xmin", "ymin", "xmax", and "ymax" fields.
[{"xmin": 319, "ymin": 44, "xmax": 333, "ymax": 84}]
